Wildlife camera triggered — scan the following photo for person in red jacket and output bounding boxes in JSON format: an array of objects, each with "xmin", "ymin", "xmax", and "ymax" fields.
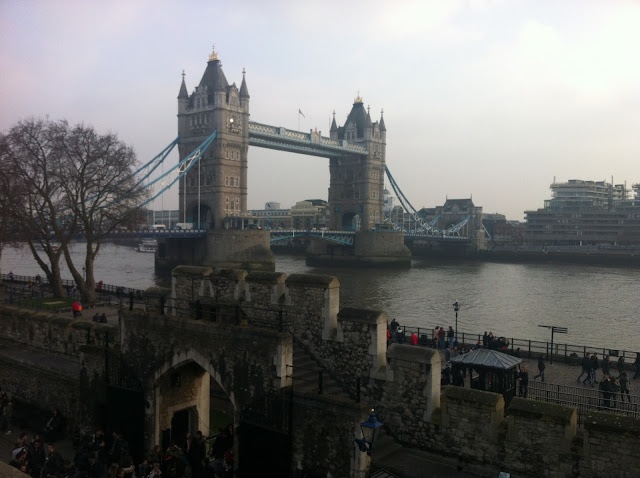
[
  {"xmin": 72, "ymin": 301, "xmax": 83, "ymax": 318},
  {"xmin": 410, "ymin": 332, "xmax": 419, "ymax": 345}
]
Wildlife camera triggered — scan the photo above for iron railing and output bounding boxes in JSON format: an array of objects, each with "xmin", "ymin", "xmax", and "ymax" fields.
[
  {"xmin": 399, "ymin": 324, "xmax": 640, "ymax": 364},
  {"xmin": 528, "ymin": 381, "xmax": 640, "ymax": 427}
]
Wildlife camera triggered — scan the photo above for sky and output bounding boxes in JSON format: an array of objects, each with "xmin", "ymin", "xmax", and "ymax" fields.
[{"xmin": 1, "ymin": 0, "xmax": 639, "ymax": 220}]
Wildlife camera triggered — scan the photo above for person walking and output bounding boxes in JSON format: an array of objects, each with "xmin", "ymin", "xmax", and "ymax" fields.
[
  {"xmin": 577, "ymin": 354, "xmax": 592, "ymax": 385},
  {"xmin": 590, "ymin": 354, "xmax": 599, "ymax": 384},
  {"xmin": 534, "ymin": 355, "xmax": 546, "ymax": 382}
]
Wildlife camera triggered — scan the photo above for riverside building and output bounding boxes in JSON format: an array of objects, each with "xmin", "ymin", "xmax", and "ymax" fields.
[{"xmin": 524, "ymin": 179, "xmax": 640, "ymax": 246}]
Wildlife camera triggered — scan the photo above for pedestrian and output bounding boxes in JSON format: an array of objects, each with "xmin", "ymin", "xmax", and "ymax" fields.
[
  {"xmin": 577, "ymin": 354, "xmax": 592, "ymax": 385},
  {"xmin": 410, "ymin": 332, "xmax": 418, "ymax": 345},
  {"xmin": 447, "ymin": 326, "xmax": 455, "ymax": 348},
  {"xmin": 100, "ymin": 313, "xmax": 107, "ymax": 323},
  {"xmin": 619, "ymin": 371, "xmax": 631, "ymax": 403},
  {"xmin": 602, "ymin": 355, "xmax": 611, "ymax": 376},
  {"xmin": 518, "ymin": 368, "xmax": 529, "ymax": 398},
  {"xmin": 482, "ymin": 331, "xmax": 488, "ymax": 348},
  {"xmin": 93, "ymin": 313, "xmax": 100, "ymax": 322},
  {"xmin": 41, "ymin": 443, "xmax": 64, "ymax": 478},
  {"xmin": 8, "ymin": 270, "xmax": 14, "ymax": 282},
  {"xmin": 534, "ymin": 355, "xmax": 546, "ymax": 382},
  {"xmin": 617, "ymin": 356, "xmax": 625, "ymax": 374},
  {"xmin": 590, "ymin": 353, "xmax": 599, "ymax": 384},
  {"xmin": 633, "ymin": 353, "xmax": 640, "ymax": 379},
  {"xmin": 437, "ymin": 326, "xmax": 446, "ymax": 349},
  {"xmin": 72, "ymin": 300, "xmax": 83, "ymax": 318},
  {"xmin": 390, "ymin": 318, "xmax": 399, "ymax": 341},
  {"xmin": 610, "ymin": 377, "xmax": 619, "ymax": 409},
  {"xmin": 598, "ymin": 376, "xmax": 611, "ymax": 409}
]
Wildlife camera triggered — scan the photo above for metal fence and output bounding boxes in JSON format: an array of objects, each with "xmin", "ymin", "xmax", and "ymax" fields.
[
  {"xmin": 528, "ymin": 381, "xmax": 640, "ymax": 427},
  {"xmin": 0, "ymin": 273, "xmax": 145, "ymax": 297},
  {"xmin": 399, "ymin": 324, "xmax": 640, "ymax": 364}
]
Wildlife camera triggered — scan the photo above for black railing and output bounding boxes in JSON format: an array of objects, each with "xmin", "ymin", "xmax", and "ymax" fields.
[
  {"xmin": 399, "ymin": 324, "xmax": 640, "ymax": 365},
  {"xmin": 528, "ymin": 381, "xmax": 640, "ymax": 427}
]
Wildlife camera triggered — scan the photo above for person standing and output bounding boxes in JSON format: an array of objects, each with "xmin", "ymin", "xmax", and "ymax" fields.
[
  {"xmin": 447, "ymin": 326, "xmax": 455, "ymax": 348},
  {"xmin": 619, "ymin": 371, "xmax": 631, "ymax": 403},
  {"xmin": 602, "ymin": 355, "xmax": 611, "ymax": 377},
  {"xmin": 518, "ymin": 368, "xmax": 529, "ymax": 398},
  {"xmin": 389, "ymin": 319, "xmax": 399, "ymax": 341},
  {"xmin": 633, "ymin": 353, "xmax": 640, "ymax": 379},
  {"xmin": 534, "ymin": 356, "xmax": 546, "ymax": 382},
  {"xmin": 598, "ymin": 376, "xmax": 611, "ymax": 410},
  {"xmin": 438, "ymin": 326, "xmax": 446, "ymax": 349}
]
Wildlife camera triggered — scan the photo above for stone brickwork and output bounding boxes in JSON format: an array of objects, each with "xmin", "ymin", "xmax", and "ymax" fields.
[
  {"xmin": 0, "ymin": 305, "xmax": 113, "ymax": 356},
  {"xmin": 581, "ymin": 412, "xmax": 640, "ymax": 478}
]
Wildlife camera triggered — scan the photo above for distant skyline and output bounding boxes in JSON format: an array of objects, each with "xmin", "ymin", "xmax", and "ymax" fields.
[{"xmin": 1, "ymin": 0, "xmax": 638, "ymax": 220}]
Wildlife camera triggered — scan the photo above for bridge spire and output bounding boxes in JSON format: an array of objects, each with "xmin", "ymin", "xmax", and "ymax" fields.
[
  {"xmin": 178, "ymin": 70, "xmax": 188, "ymax": 99},
  {"xmin": 240, "ymin": 67, "xmax": 250, "ymax": 98},
  {"xmin": 354, "ymin": 91, "xmax": 363, "ymax": 104},
  {"xmin": 330, "ymin": 110, "xmax": 338, "ymax": 133},
  {"xmin": 379, "ymin": 108, "xmax": 386, "ymax": 132}
]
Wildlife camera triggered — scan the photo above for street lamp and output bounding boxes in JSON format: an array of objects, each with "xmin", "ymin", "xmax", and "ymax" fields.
[
  {"xmin": 355, "ymin": 409, "xmax": 383, "ymax": 456},
  {"xmin": 452, "ymin": 300, "xmax": 460, "ymax": 346}
]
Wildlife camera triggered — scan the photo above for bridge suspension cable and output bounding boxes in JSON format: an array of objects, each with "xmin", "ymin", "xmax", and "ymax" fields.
[
  {"xmin": 384, "ymin": 166, "xmax": 442, "ymax": 235},
  {"xmin": 138, "ymin": 130, "xmax": 218, "ymax": 209}
]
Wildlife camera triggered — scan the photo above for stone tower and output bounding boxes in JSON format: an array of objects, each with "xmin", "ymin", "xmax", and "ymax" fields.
[
  {"xmin": 328, "ymin": 95, "xmax": 387, "ymax": 231},
  {"xmin": 177, "ymin": 47, "xmax": 250, "ymax": 230}
]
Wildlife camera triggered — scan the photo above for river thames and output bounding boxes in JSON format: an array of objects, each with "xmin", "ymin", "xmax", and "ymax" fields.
[{"xmin": 2, "ymin": 243, "xmax": 639, "ymax": 352}]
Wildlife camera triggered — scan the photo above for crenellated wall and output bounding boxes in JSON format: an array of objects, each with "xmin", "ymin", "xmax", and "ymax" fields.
[{"xmin": 2, "ymin": 267, "xmax": 640, "ymax": 478}]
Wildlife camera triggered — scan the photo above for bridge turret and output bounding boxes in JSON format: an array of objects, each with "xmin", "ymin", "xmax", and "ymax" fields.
[{"xmin": 330, "ymin": 110, "xmax": 338, "ymax": 140}]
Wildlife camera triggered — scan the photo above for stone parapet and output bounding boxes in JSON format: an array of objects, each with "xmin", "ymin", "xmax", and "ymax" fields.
[
  {"xmin": 580, "ymin": 411, "xmax": 640, "ymax": 478},
  {"xmin": 0, "ymin": 305, "xmax": 113, "ymax": 356},
  {"xmin": 504, "ymin": 399, "xmax": 577, "ymax": 476}
]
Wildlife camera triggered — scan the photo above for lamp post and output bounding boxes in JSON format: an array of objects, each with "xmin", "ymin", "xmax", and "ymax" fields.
[
  {"xmin": 355, "ymin": 409, "xmax": 383, "ymax": 456},
  {"xmin": 453, "ymin": 300, "xmax": 460, "ymax": 346}
]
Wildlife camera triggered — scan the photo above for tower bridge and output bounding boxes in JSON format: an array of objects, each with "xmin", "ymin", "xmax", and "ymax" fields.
[{"xmin": 148, "ymin": 47, "xmax": 483, "ymax": 271}]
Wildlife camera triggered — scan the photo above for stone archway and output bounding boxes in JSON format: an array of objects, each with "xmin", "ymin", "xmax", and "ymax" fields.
[
  {"xmin": 188, "ymin": 202, "xmax": 212, "ymax": 229},
  {"xmin": 152, "ymin": 348, "xmax": 238, "ymax": 451}
]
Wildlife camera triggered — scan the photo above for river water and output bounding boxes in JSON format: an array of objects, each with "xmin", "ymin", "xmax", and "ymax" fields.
[{"xmin": 2, "ymin": 243, "xmax": 638, "ymax": 351}]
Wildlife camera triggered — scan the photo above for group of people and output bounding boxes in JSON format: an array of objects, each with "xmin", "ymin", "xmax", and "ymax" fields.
[{"xmin": 4, "ymin": 400, "xmax": 235, "ymax": 478}]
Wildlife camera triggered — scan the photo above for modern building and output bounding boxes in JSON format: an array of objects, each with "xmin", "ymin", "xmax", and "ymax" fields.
[{"xmin": 524, "ymin": 179, "xmax": 640, "ymax": 245}]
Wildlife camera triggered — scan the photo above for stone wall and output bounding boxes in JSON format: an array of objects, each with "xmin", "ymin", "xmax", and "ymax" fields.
[
  {"xmin": 0, "ymin": 305, "xmax": 114, "ymax": 356},
  {"xmin": 204, "ymin": 229, "xmax": 275, "ymax": 271}
]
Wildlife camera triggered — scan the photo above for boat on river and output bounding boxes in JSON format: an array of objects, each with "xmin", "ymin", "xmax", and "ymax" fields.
[{"xmin": 136, "ymin": 239, "xmax": 158, "ymax": 253}]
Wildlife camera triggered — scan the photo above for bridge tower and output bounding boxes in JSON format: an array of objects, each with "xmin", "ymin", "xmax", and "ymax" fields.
[
  {"xmin": 328, "ymin": 95, "xmax": 386, "ymax": 231},
  {"xmin": 177, "ymin": 46, "xmax": 249, "ymax": 230},
  {"xmin": 160, "ymin": 47, "xmax": 273, "ymax": 272}
]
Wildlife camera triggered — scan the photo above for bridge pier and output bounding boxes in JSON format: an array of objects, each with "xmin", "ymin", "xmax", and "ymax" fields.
[
  {"xmin": 306, "ymin": 230, "xmax": 411, "ymax": 268},
  {"xmin": 156, "ymin": 230, "xmax": 275, "ymax": 274}
]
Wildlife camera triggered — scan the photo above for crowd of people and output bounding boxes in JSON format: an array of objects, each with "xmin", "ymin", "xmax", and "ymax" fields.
[{"xmin": 1, "ymin": 396, "xmax": 235, "ymax": 478}]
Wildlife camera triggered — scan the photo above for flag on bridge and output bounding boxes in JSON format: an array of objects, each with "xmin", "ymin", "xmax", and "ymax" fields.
[{"xmin": 298, "ymin": 109, "xmax": 305, "ymax": 118}]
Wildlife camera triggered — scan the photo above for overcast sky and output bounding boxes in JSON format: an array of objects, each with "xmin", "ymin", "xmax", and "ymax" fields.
[{"xmin": 2, "ymin": 0, "xmax": 639, "ymax": 220}]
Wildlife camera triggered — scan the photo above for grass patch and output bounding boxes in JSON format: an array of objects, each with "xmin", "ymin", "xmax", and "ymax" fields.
[{"xmin": 17, "ymin": 296, "xmax": 74, "ymax": 311}]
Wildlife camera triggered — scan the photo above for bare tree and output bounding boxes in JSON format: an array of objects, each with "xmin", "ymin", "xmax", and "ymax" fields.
[
  {"xmin": 2, "ymin": 119, "xmax": 147, "ymax": 303},
  {"xmin": 58, "ymin": 123, "xmax": 147, "ymax": 303},
  {"xmin": 2, "ymin": 119, "xmax": 74, "ymax": 297}
]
